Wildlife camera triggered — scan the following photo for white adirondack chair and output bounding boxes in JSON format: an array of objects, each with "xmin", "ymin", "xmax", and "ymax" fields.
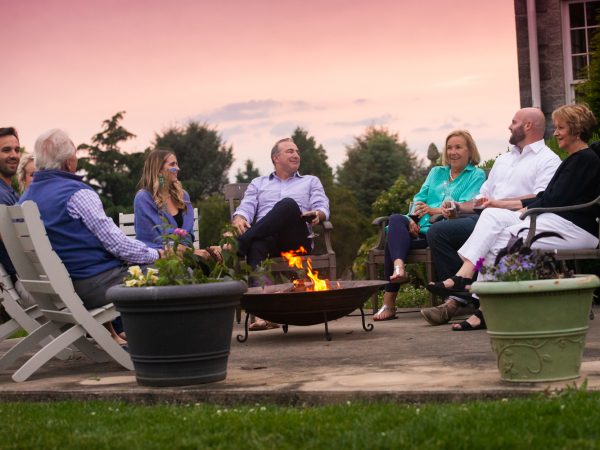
[
  {"xmin": 119, "ymin": 208, "xmax": 200, "ymax": 249},
  {"xmin": 0, "ymin": 201, "xmax": 132, "ymax": 382},
  {"xmin": 0, "ymin": 263, "xmax": 45, "ymax": 341}
]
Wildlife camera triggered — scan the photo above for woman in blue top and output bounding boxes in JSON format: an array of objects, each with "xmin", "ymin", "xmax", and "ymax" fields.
[
  {"xmin": 134, "ymin": 149, "xmax": 196, "ymax": 249},
  {"xmin": 374, "ymin": 130, "xmax": 486, "ymax": 321}
]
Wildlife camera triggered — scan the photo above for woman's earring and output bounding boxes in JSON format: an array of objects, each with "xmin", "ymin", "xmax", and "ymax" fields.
[{"xmin": 159, "ymin": 174, "xmax": 165, "ymax": 188}]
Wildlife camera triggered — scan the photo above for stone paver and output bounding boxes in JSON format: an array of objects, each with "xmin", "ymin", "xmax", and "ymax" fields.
[{"xmin": 1, "ymin": 308, "xmax": 598, "ymax": 405}]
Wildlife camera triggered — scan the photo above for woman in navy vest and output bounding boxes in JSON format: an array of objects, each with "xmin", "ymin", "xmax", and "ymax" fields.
[{"xmin": 134, "ymin": 149, "xmax": 196, "ymax": 249}]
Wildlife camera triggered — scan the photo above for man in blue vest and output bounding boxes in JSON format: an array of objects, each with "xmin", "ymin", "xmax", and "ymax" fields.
[{"xmin": 20, "ymin": 129, "xmax": 162, "ymax": 345}]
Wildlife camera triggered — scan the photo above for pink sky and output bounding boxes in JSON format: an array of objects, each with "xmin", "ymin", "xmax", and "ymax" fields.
[{"xmin": 5, "ymin": 0, "xmax": 520, "ymax": 176}]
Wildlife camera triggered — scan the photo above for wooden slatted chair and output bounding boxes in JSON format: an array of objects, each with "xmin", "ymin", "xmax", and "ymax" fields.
[
  {"xmin": 0, "ymin": 202, "xmax": 132, "ymax": 382},
  {"xmin": 223, "ymin": 183, "xmax": 336, "ymax": 280},
  {"xmin": 119, "ymin": 208, "xmax": 200, "ymax": 249},
  {"xmin": 366, "ymin": 216, "xmax": 437, "ymax": 312}
]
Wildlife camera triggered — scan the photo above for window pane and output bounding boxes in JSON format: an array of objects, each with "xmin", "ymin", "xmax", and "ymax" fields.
[
  {"xmin": 586, "ymin": 1, "xmax": 600, "ymax": 26},
  {"xmin": 572, "ymin": 54, "xmax": 588, "ymax": 79},
  {"xmin": 572, "ymin": 28, "xmax": 587, "ymax": 53},
  {"xmin": 587, "ymin": 27, "xmax": 600, "ymax": 47},
  {"xmin": 571, "ymin": 2, "xmax": 585, "ymax": 28}
]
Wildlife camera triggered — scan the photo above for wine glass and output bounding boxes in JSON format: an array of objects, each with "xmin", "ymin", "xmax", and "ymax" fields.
[
  {"xmin": 408, "ymin": 202, "xmax": 419, "ymax": 223},
  {"xmin": 303, "ymin": 212, "xmax": 320, "ymax": 239}
]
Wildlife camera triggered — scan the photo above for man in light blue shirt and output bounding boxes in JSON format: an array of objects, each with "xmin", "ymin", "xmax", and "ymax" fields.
[{"xmin": 232, "ymin": 138, "xmax": 330, "ymax": 269}]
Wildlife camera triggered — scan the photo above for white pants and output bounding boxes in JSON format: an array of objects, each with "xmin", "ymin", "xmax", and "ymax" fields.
[{"xmin": 458, "ymin": 208, "xmax": 599, "ymax": 270}]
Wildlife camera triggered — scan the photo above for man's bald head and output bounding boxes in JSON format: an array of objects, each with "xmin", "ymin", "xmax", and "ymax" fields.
[{"xmin": 509, "ymin": 107, "xmax": 546, "ymax": 148}]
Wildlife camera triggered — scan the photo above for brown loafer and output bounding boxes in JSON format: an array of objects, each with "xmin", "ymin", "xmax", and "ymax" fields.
[{"xmin": 420, "ymin": 304, "xmax": 453, "ymax": 326}]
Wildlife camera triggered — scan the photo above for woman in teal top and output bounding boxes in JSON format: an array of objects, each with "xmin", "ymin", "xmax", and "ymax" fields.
[{"xmin": 374, "ymin": 130, "xmax": 486, "ymax": 321}]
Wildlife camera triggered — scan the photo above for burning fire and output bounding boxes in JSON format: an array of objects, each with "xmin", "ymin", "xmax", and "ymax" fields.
[{"xmin": 281, "ymin": 247, "xmax": 331, "ymax": 291}]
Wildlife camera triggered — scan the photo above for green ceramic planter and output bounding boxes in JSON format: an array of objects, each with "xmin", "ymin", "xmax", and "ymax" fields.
[{"xmin": 471, "ymin": 275, "xmax": 600, "ymax": 383}]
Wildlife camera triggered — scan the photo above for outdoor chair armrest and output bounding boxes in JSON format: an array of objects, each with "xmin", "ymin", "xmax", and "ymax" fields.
[
  {"xmin": 371, "ymin": 216, "xmax": 390, "ymax": 251},
  {"xmin": 322, "ymin": 220, "xmax": 333, "ymax": 231},
  {"xmin": 520, "ymin": 193, "xmax": 600, "ymax": 246}
]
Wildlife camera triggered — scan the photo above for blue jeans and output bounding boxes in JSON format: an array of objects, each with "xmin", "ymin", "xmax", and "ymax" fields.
[{"xmin": 384, "ymin": 214, "xmax": 427, "ymax": 293}]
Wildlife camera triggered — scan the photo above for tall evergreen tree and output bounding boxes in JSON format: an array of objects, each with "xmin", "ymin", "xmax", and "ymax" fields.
[
  {"xmin": 291, "ymin": 127, "xmax": 334, "ymax": 188},
  {"xmin": 235, "ymin": 159, "xmax": 260, "ymax": 183},
  {"xmin": 154, "ymin": 122, "xmax": 234, "ymax": 200},
  {"xmin": 78, "ymin": 111, "xmax": 145, "ymax": 221},
  {"xmin": 337, "ymin": 127, "xmax": 421, "ymax": 216}
]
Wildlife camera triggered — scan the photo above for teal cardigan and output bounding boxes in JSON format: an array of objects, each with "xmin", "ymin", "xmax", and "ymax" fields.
[{"xmin": 412, "ymin": 164, "xmax": 486, "ymax": 233}]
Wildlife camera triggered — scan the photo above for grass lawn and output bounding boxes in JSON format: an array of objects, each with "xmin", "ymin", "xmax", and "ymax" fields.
[{"xmin": 3, "ymin": 390, "xmax": 600, "ymax": 449}]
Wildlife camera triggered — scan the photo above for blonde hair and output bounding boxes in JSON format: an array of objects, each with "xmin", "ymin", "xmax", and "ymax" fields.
[
  {"xmin": 442, "ymin": 130, "xmax": 481, "ymax": 166},
  {"xmin": 552, "ymin": 103, "xmax": 597, "ymax": 141},
  {"xmin": 138, "ymin": 149, "xmax": 186, "ymax": 211},
  {"xmin": 17, "ymin": 153, "xmax": 35, "ymax": 192}
]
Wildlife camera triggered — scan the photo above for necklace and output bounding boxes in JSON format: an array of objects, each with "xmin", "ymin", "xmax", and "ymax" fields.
[{"xmin": 449, "ymin": 171, "xmax": 459, "ymax": 182}]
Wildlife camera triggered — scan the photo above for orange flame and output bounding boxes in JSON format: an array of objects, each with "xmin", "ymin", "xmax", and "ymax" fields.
[{"xmin": 281, "ymin": 246, "xmax": 330, "ymax": 291}]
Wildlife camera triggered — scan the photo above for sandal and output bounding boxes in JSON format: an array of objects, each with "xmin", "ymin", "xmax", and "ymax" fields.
[
  {"xmin": 249, "ymin": 319, "xmax": 280, "ymax": 331},
  {"xmin": 452, "ymin": 309, "xmax": 486, "ymax": 331},
  {"xmin": 373, "ymin": 304, "xmax": 397, "ymax": 321},
  {"xmin": 390, "ymin": 263, "xmax": 406, "ymax": 283},
  {"xmin": 426, "ymin": 275, "xmax": 472, "ymax": 297}
]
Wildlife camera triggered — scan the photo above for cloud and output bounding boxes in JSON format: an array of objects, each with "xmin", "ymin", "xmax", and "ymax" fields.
[
  {"xmin": 270, "ymin": 121, "xmax": 307, "ymax": 136},
  {"xmin": 411, "ymin": 126, "xmax": 432, "ymax": 133},
  {"xmin": 192, "ymin": 99, "xmax": 316, "ymax": 123},
  {"xmin": 331, "ymin": 113, "xmax": 395, "ymax": 127},
  {"xmin": 437, "ymin": 122, "xmax": 455, "ymax": 130}
]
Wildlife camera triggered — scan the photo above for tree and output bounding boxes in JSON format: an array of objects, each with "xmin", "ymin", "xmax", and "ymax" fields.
[
  {"xmin": 291, "ymin": 127, "xmax": 334, "ymax": 188},
  {"xmin": 235, "ymin": 159, "xmax": 260, "ymax": 183},
  {"xmin": 194, "ymin": 193, "xmax": 230, "ymax": 247},
  {"xmin": 337, "ymin": 127, "xmax": 421, "ymax": 216},
  {"xmin": 154, "ymin": 122, "xmax": 234, "ymax": 200},
  {"xmin": 427, "ymin": 143, "xmax": 440, "ymax": 168},
  {"xmin": 78, "ymin": 111, "xmax": 145, "ymax": 221}
]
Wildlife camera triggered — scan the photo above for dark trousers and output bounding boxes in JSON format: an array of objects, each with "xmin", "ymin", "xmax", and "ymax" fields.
[
  {"xmin": 238, "ymin": 198, "xmax": 311, "ymax": 268},
  {"xmin": 384, "ymin": 214, "xmax": 427, "ymax": 293},
  {"xmin": 426, "ymin": 215, "xmax": 479, "ymax": 281}
]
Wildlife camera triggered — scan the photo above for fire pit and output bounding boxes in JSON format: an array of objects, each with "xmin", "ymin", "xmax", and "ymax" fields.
[{"xmin": 236, "ymin": 280, "xmax": 387, "ymax": 341}]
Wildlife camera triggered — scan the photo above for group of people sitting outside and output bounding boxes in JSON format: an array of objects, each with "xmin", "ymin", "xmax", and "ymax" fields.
[
  {"xmin": 1, "ymin": 102, "xmax": 599, "ymax": 349},
  {"xmin": 375, "ymin": 104, "xmax": 600, "ymax": 331}
]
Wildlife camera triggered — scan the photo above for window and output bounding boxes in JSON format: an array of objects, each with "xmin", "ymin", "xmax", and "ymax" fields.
[{"xmin": 562, "ymin": 0, "xmax": 600, "ymax": 101}]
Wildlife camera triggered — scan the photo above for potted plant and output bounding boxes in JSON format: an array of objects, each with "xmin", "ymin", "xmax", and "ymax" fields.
[
  {"xmin": 106, "ymin": 228, "xmax": 250, "ymax": 387},
  {"xmin": 471, "ymin": 235, "xmax": 600, "ymax": 383}
]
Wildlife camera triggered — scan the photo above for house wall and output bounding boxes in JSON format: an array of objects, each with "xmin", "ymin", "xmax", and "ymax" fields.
[{"xmin": 515, "ymin": 0, "xmax": 565, "ymax": 136}]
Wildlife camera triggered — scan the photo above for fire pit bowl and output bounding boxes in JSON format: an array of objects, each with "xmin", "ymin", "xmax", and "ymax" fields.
[{"xmin": 237, "ymin": 280, "xmax": 387, "ymax": 341}]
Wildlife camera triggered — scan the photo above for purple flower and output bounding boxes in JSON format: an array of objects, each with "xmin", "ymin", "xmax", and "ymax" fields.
[
  {"xmin": 474, "ymin": 257, "xmax": 485, "ymax": 272},
  {"xmin": 174, "ymin": 228, "xmax": 188, "ymax": 237}
]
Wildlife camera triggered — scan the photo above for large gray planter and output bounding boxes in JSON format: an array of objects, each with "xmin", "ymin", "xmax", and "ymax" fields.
[{"xmin": 107, "ymin": 281, "xmax": 246, "ymax": 387}]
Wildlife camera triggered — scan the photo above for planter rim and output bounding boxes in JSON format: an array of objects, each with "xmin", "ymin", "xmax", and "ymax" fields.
[
  {"xmin": 107, "ymin": 280, "xmax": 247, "ymax": 302},
  {"xmin": 471, "ymin": 274, "xmax": 600, "ymax": 295}
]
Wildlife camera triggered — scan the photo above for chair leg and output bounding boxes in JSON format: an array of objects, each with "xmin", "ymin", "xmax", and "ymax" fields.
[
  {"xmin": 72, "ymin": 336, "xmax": 111, "ymax": 363},
  {"xmin": 0, "ymin": 319, "xmax": 20, "ymax": 342},
  {"xmin": 12, "ymin": 325, "xmax": 86, "ymax": 382},
  {"xmin": 0, "ymin": 320, "xmax": 61, "ymax": 370}
]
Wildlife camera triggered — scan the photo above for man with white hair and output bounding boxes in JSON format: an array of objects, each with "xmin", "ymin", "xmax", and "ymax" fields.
[{"xmin": 19, "ymin": 129, "xmax": 162, "ymax": 345}]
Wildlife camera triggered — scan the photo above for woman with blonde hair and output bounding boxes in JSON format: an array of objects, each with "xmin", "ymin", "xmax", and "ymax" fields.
[
  {"xmin": 374, "ymin": 130, "xmax": 486, "ymax": 321},
  {"xmin": 16, "ymin": 153, "xmax": 35, "ymax": 193},
  {"xmin": 134, "ymin": 148, "xmax": 196, "ymax": 249}
]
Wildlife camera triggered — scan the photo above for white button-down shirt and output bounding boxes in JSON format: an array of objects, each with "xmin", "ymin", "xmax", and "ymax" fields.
[{"xmin": 479, "ymin": 139, "xmax": 561, "ymax": 200}]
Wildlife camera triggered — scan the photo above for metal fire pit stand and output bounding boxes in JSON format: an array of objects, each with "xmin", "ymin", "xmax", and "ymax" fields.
[{"xmin": 236, "ymin": 308, "xmax": 374, "ymax": 342}]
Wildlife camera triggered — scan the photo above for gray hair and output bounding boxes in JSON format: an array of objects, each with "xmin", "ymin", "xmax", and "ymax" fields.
[
  {"xmin": 271, "ymin": 137, "xmax": 293, "ymax": 164},
  {"xmin": 34, "ymin": 129, "xmax": 76, "ymax": 170}
]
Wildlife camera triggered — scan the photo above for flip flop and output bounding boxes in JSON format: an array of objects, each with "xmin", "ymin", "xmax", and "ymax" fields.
[
  {"xmin": 373, "ymin": 304, "xmax": 397, "ymax": 321},
  {"xmin": 452, "ymin": 310, "xmax": 486, "ymax": 331},
  {"xmin": 249, "ymin": 320, "xmax": 280, "ymax": 331}
]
